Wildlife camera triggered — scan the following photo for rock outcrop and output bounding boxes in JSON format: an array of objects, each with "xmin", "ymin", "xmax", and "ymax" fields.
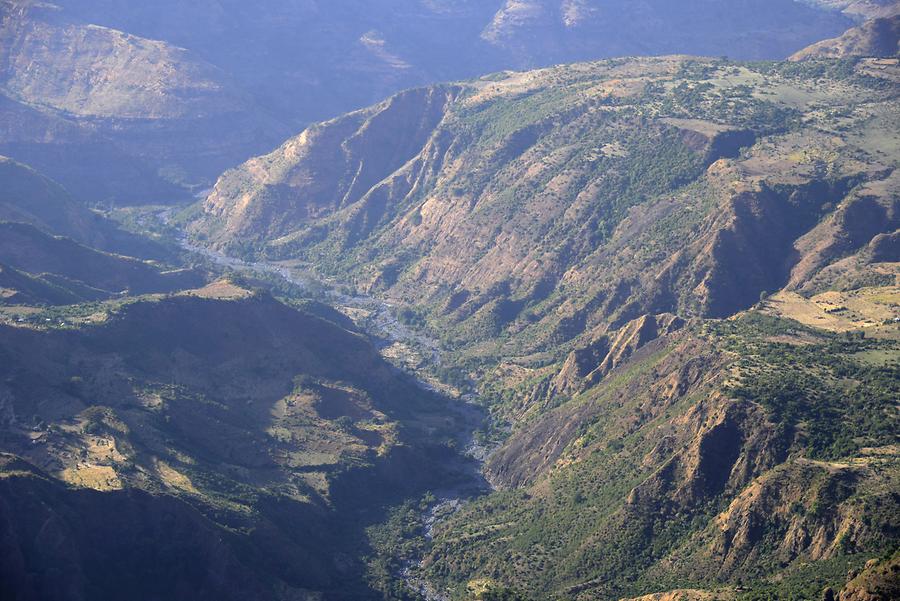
[{"xmin": 791, "ymin": 13, "xmax": 900, "ymax": 60}]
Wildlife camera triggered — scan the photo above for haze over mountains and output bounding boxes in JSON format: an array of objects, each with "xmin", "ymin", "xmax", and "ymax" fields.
[
  {"xmin": 0, "ymin": 0, "xmax": 862, "ymax": 203},
  {"xmin": 0, "ymin": 2, "xmax": 899, "ymax": 601}
]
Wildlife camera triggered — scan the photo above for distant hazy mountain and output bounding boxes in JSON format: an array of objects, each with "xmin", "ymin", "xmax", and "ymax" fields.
[
  {"xmin": 0, "ymin": 0, "xmax": 855, "ymax": 202},
  {"xmin": 791, "ymin": 13, "xmax": 900, "ymax": 59}
]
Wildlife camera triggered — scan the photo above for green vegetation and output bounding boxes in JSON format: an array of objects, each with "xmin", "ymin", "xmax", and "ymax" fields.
[
  {"xmin": 716, "ymin": 315, "xmax": 899, "ymax": 459},
  {"xmin": 366, "ymin": 499, "xmax": 430, "ymax": 600},
  {"xmin": 3, "ymin": 30, "xmax": 900, "ymax": 601},
  {"xmin": 399, "ymin": 308, "xmax": 900, "ymax": 600},
  {"xmin": 179, "ymin": 54, "xmax": 900, "ymax": 601}
]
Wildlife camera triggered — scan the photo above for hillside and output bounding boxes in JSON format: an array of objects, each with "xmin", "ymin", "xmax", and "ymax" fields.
[
  {"xmin": 0, "ymin": 0, "xmax": 287, "ymax": 202},
  {"xmin": 0, "ymin": 282, "xmax": 468, "ymax": 600},
  {"xmin": 0, "ymin": 222, "xmax": 202, "ymax": 303},
  {"xmin": 0, "ymin": 156, "xmax": 205, "ymax": 304},
  {"xmin": 805, "ymin": 0, "xmax": 900, "ymax": 21},
  {"xmin": 420, "ymin": 306, "xmax": 899, "ymax": 600},
  {"xmin": 0, "ymin": 156, "xmax": 171, "ymax": 259},
  {"xmin": 791, "ymin": 13, "xmax": 900, "ymax": 60},
  {"xmin": 0, "ymin": 145, "xmax": 479, "ymax": 599},
  {"xmin": 191, "ymin": 56, "xmax": 900, "ymax": 376},
  {"xmin": 0, "ymin": 0, "xmax": 855, "ymax": 202},
  {"xmin": 185, "ymin": 53, "xmax": 900, "ymax": 599}
]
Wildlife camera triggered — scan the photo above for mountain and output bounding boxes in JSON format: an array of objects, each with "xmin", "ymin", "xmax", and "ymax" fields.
[
  {"xmin": 0, "ymin": 222, "xmax": 202, "ymax": 304},
  {"xmin": 191, "ymin": 56, "xmax": 899, "ymax": 362},
  {"xmin": 478, "ymin": 0, "xmax": 853, "ymax": 64},
  {"xmin": 0, "ymin": 281, "xmax": 466, "ymax": 600},
  {"xmin": 3, "ymin": 5, "xmax": 900, "ymax": 600},
  {"xmin": 187, "ymin": 53, "xmax": 900, "ymax": 599},
  {"xmin": 0, "ymin": 155, "xmax": 204, "ymax": 304},
  {"xmin": 0, "ymin": 156, "xmax": 172, "ymax": 259},
  {"xmin": 805, "ymin": 0, "xmax": 900, "ymax": 21},
  {"xmin": 791, "ymin": 13, "xmax": 900, "ymax": 59},
  {"xmin": 0, "ymin": 137, "xmax": 474, "ymax": 599},
  {"xmin": 0, "ymin": 0, "xmax": 855, "ymax": 203},
  {"xmin": 0, "ymin": 0, "xmax": 288, "ymax": 203},
  {"xmin": 423, "ymin": 306, "xmax": 899, "ymax": 600}
]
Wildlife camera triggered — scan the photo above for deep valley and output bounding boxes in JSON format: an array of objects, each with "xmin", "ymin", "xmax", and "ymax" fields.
[{"xmin": 1, "ymin": 2, "xmax": 899, "ymax": 601}]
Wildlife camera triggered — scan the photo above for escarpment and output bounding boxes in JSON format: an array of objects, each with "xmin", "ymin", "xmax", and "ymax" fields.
[
  {"xmin": 791, "ymin": 13, "xmax": 900, "ymax": 60},
  {"xmin": 192, "ymin": 56, "xmax": 900, "ymax": 362},
  {"xmin": 197, "ymin": 85, "xmax": 462, "ymax": 245}
]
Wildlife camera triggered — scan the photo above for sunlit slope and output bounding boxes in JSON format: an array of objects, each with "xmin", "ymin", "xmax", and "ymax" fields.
[
  {"xmin": 193, "ymin": 56, "xmax": 899, "ymax": 366},
  {"xmin": 0, "ymin": 283, "xmax": 462, "ymax": 600}
]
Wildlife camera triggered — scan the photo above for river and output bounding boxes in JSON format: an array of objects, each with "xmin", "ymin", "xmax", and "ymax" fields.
[{"xmin": 159, "ymin": 211, "xmax": 494, "ymax": 600}]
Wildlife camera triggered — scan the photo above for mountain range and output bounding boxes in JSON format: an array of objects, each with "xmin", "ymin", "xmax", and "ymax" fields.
[
  {"xmin": 0, "ymin": 0, "xmax": 864, "ymax": 203},
  {"xmin": 184, "ymin": 22, "xmax": 900, "ymax": 601},
  {"xmin": 0, "ymin": 3, "xmax": 898, "ymax": 601}
]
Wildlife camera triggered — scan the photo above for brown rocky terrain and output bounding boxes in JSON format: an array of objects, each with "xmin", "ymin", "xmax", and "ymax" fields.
[
  {"xmin": 191, "ymin": 56, "xmax": 900, "ymax": 376},
  {"xmin": 0, "ymin": 0, "xmax": 856, "ymax": 202},
  {"xmin": 838, "ymin": 552, "xmax": 900, "ymax": 601},
  {"xmin": 791, "ymin": 13, "xmax": 900, "ymax": 60}
]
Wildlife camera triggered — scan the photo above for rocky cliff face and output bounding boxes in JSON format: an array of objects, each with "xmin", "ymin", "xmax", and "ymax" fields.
[
  {"xmin": 550, "ymin": 313, "xmax": 685, "ymax": 397},
  {"xmin": 791, "ymin": 13, "xmax": 900, "ymax": 60},
  {"xmin": 838, "ymin": 552, "xmax": 900, "ymax": 601},
  {"xmin": 199, "ymin": 85, "xmax": 462, "ymax": 245},
  {"xmin": 0, "ymin": 0, "xmax": 855, "ymax": 202},
  {"xmin": 193, "ymin": 56, "xmax": 900, "ymax": 364}
]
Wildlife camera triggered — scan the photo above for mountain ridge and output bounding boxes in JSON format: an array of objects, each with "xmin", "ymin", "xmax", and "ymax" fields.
[
  {"xmin": 0, "ymin": 0, "xmax": 856, "ymax": 202},
  {"xmin": 190, "ymin": 55, "xmax": 899, "ymax": 370}
]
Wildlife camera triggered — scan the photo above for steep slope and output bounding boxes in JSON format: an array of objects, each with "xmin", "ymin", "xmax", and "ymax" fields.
[
  {"xmin": 0, "ymin": 282, "xmax": 465, "ymax": 600},
  {"xmin": 420, "ymin": 307, "xmax": 900, "ymax": 600},
  {"xmin": 0, "ymin": 0, "xmax": 287, "ymax": 202},
  {"xmin": 0, "ymin": 156, "xmax": 172, "ymax": 260},
  {"xmin": 0, "ymin": 455, "xmax": 287, "ymax": 601},
  {"xmin": 0, "ymin": 222, "xmax": 201, "ymax": 302},
  {"xmin": 791, "ymin": 13, "xmax": 900, "ymax": 59},
  {"xmin": 188, "ymin": 54, "xmax": 900, "ymax": 599},
  {"xmin": 0, "ymin": 263, "xmax": 86, "ymax": 305},
  {"xmin": 0, "ymin": 0, "xmax": 855, "ymax": 202},
  {"xmin": 192, "ymin": 56, "xmax": 900, "ymax": 372},
  {"xmin": 837, "ymin": 551, "xmax": 900, "ymax": 601},
  {"xmin": 197, "ymin": 84, "xmax": 464, "ymax": 245}
]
